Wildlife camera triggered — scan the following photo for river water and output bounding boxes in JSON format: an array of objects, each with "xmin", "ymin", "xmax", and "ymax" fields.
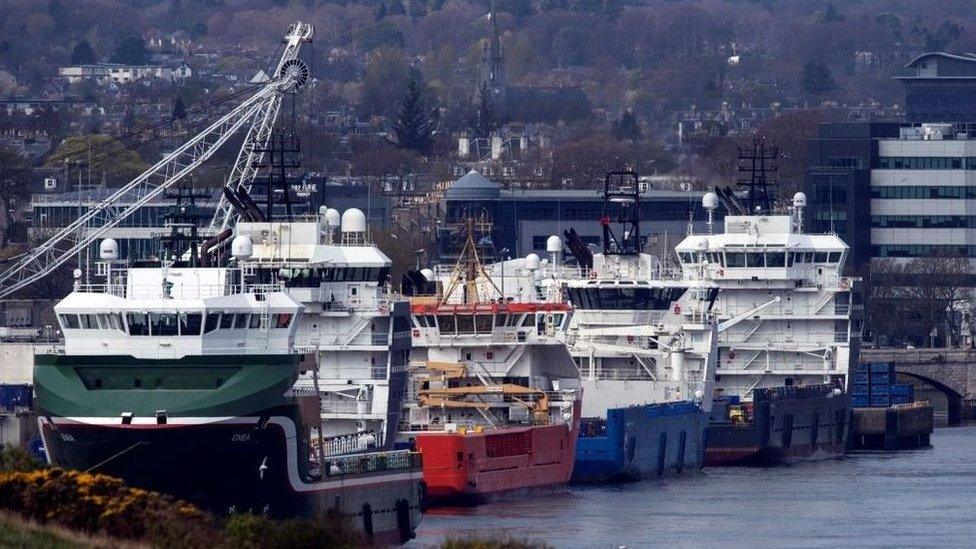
[{"xmin": 411, "ymin": 426, "xmax": 976, "ymax": 548}]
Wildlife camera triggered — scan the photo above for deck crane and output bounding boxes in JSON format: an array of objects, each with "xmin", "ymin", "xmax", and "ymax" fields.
[{"xmin": 0, "ymin": 22, "xmax": 313, "ymax": 299}]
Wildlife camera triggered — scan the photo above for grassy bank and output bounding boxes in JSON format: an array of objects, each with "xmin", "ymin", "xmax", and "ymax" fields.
[{"xmin": 0, "ymin": 512, "xmax": 140, "ymax": 549}]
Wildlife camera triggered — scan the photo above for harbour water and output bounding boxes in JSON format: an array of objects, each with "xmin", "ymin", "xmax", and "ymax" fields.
[{"xmin": 413, "ymin": 426, "xmax": 976, "ymax": 548}]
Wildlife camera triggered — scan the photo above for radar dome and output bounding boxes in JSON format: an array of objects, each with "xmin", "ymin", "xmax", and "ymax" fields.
[
  {"xmin": 341, "ymin": 208, "xmax": 367, "ymax": 233},
  {"xmin": 420, "ymin": 268, "xmax": 435, "ymax": 281},
  {"xmin": 702, "ymin": 192, "xmax": 719, "ymax": 210},
  {"xmin": 546, "ymin": 235, "xmax": 563, "ymax": 253},
  {"xmin": 525, "ymin": 253, "xmax": 541, "ymax": 270},
  {"xmin": 231, "ymin": 235, "xmax": 253, "ymax": 259},
  {"xmin": 99, "ymin": 238, "xmax": 119, "ymax": 260},
  {"xmin": 325, "ymin": 208, "xmax": 341, "ymax": 227},
  {"xmin": 793, "ymin": 192, "xmax": 807, "ymax": 208},
  {"xmin": 318, "ymin": 205, "xmax": 329, "ymax": 216}
]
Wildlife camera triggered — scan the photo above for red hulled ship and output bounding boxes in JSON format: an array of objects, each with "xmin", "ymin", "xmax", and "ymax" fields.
[{"xmin": 400, "ymin": 221, "xmax": 582, "ymax": 504}]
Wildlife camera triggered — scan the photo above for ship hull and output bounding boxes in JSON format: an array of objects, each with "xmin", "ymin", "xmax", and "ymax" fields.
[
  {"xmin": 34, "ymin": 354, "xmax": 424, "ymax": 544},
  {"xmin": 572, "ymin": 401, "xmax": 708, "ymax": 483},
  {"xmin": 414, "ymin": 402, "xmax": 581, "ymax": 505},
  {"xmin": 706, "ymin": 386, "xmax": 851, "ymax": 466}
]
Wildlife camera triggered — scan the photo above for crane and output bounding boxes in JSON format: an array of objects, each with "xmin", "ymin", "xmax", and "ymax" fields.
[
  {"xmin": 418, "ymin": 384, "xmax": 552, "ymax": 424},
  {"xmin": 0, "ymin": 22, "xmax": 314, "ymax": 299}
]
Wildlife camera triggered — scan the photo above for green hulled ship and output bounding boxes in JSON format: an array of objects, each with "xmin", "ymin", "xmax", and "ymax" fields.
[{"xmin": 36, "ymin": 244, "xmax": 423, "ymax": 544}]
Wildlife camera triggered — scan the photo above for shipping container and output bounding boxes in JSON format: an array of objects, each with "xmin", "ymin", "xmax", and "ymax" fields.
[
  {"xmin": 852, "ymin": 395, "xmax": 870, "ymax": 408},
  {"xmin": 871, "ymin": 395, "xmax": 891, "ymax": 407},
  {"xmin": 855, "ymin": 363, "xmax": 870, "ymax": 374},
  {"xmin": 889, "ymin": 384, "xmax": 913, "ymax": 397},
  {"xmin": 869, "ymin": 363, "xmax": 891, "ymax": 374},
  {"xmin": 890, "ymin": 395, "xmax": 912, "ymax": 405},
  {"xmin": 0, "ymin": 384, "xmax": 31, "ymax": 410},
  {"xmin": 870, "ymin": 373, "xmax": 891, "ymax": 385},
  {"xmin": 852, "ymin": 384, "xmax": 869, "ymax": 395},
  {"xmin": 854, "ymin": 373, "xmax": 869, "ymax": 384},
  {"xmin": 870, "ymin": 385, "xmax": 890, "ymax": 395}
]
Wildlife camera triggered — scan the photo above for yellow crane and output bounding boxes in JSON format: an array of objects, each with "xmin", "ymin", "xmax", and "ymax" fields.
[{"xmin": 417, "ymin": 384, "xmax": 551, "ymax": 424}]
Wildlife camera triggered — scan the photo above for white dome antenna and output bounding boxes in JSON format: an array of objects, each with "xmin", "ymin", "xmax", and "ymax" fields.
[
  {"xmin": 99, "ymin": 238, "xmax": 119, "ymax": 261},
  {"xmin": 340, "ymin": 208, "xmax": 368, "ymax": 245},
  {"xmin": 702, "ymin": 192, "xmax": 719, "ymax": 234},
  {"xmin": 232, "ymin": 235, "xmax": 253, "ymax": 260},
  {"xmin": 546, "ymin": 235, "xmax": 563, "ymax": 270},
  {"xmin": 525, "ymin": 253, "xmax": 541, "ymax": 271},
  {"xmin": 420, "ymin": 268, "xmax": 435, "ymax": 281}
]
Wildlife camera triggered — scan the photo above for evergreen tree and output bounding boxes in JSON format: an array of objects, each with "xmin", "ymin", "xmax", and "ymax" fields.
[
  {"xmin": 47, "ymin": 0, "xmax": 67, "ymax": 28},
  {"xmin": 112, "ymin": 36, "xmax": 151, "ymax": 65},
  {"xmin": 613, "ymin": 110, "xmax": 641, "ymax": 141},
  {"xmin": 70, "ymin": 41, "xmax": 97, "ymax": 65},
  {"xmin": 393, "ymin": 78, "xmax": 437, "ymax": 154},
  {"xmin": 821, "ymin": 3, "xmax": 843, "ymax": 23},
  {"xmin": 472, "ymin": 84, "xmax": 498, "ymax": 139},
  {"xmin": 172, "ymin": 96, "xmax": 187, "ymax": 120},
  {"xmin": 800, "ymin": 60, "xmax": 837, "ymax": 95},
  {"xmin": 389, "ymin": 0, "xmax": 406, "ymax": 15}
]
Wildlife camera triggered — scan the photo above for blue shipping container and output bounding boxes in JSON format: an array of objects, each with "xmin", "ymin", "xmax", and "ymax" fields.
[
  {"xmin": 870, "ymin": 385, "xmax": 890, "ymax": 395},
  {"xmin": 890, "ymin": 384, "xmax": 913, "ymax": 396},
  {"xmin": 0, "ymin": 385, "xmax": 31, "ymax": 409},
  {"xmin": 870, "ymin": 363, "xmax": 891, "ymax": 374},
  {"xmin": 852, "ymin": 384, "xmax": 869, "ymax": 395},
  {"xmin": 871, "ymin": 395, "xmax": 891, "ymax": 407},
  {"xmin": 852, "ymin": 395, "xmax": 870, "ymax": 408},
  {"xmin": 854, "ymin": 373, "xmax": 869, "ymax": 384},
  {"xmin": 855, "ymin": 363, "xmax": 870, "ymax": 374},
  {"xmin": 870, "ymin": 373, "xmax": 891, "ymax": 385},
  {"xmin": 890, "ymin": 395, "xmax": 912, "ymax": 405}
]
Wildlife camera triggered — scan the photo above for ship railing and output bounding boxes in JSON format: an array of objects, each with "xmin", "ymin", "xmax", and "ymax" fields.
[
  {"xmin": 73, "ymin": 281, "xmax": 287, "ymax": 299},
  {"xmin": 318, "ymin": 395, "xmax": 367, "ymax": 414},
  {"xmin": 315, "ymin": 450, "xmax": 421, "ymax": 479},
  {"xmin": 315, "ymin": 429, "xmax": 385, "ymax": 457}
]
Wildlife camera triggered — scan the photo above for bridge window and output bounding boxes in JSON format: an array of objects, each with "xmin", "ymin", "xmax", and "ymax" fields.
[
  {"xmin": 726, "ymin": 253, "xmax": 745, "ymax": 267},
  {"xmin": 765, "ymin": 253, "xmax": 785, "ymax": 268},
  {"xmin": 150, "ymin": 313, "xmax": 178, "ymax": 336},
  {"xmin": 232, "ymin": 314, "xmax": 249, "ymax": 329},
  {"xmin": 204, "ymin": 313, "xmax": 220, "ymax": 333},
  {"xmin": 126, "ymin": 313, "xmax": 150, "ymax": 336},
  {"xmin": 746, "ymin": 253, "xmax": 764, "ymax": 267},
  {"xmin": 274, "ymin": 313, "xmax": 293, "ymax": 328},
  {"xmin": 219, "ymin": 313, "xmax": 234, "ymax": 329},
  {"xmin": 437, "ymin": 315, "xmax": 456, "ymax": 334},
  {"xmin": 79, "ymin": 314, "xmax": 98, "ymax": 329},
  {"xmin": 179, "ymin": 313, "xmax": 202, "ymax": 336},
  {"xmin": 474, "ymin": 314, "xmax": 492, "ymax": 334},
  {"xmin": 248, "ymin": 314, "xmax": 262, "ymax": 329},
  {"xmin": 815, "ymin": 252, "xmax": 829, "ymax": 263},
  {"xmin": 59, "ymin": 314, "xmax": 80, "ymax": 330}
]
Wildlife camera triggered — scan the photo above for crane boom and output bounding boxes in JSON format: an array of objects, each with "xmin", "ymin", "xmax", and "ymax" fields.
[
  {"xmin": 208, "ymin": 21, "xmax": 314, "ymax": 234},
  {"xmin": 0, "ymin": 22, "xmax": 314, "ymax": 299}
]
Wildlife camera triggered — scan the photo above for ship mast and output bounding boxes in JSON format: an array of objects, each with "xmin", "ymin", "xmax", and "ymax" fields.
[{"xmin": 440, "ymin": 218, "xmax": 501, "ymax": 305}]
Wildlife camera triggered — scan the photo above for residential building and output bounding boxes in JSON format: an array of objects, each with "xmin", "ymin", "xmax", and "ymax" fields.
[{"xmin": 58, "ymin": 64, "xmax": 175, "ymax": 85}]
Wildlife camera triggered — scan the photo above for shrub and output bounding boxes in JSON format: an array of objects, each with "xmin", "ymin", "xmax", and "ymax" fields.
[{"xmin": 223, "ymin": 511, "xmax": 361, "ymax": 549}]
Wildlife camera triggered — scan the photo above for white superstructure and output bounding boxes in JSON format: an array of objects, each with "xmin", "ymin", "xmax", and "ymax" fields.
[
  {"xmin": 54, "ymin": 239, "xmax": 301, "ymax": 359},
  {"xmin": 235, "ymin": 207, "xmax": 409, "ymax": 453},
  {"xmin": 675, "ymin": 193, "xmax": 860, "ymax": 400}
]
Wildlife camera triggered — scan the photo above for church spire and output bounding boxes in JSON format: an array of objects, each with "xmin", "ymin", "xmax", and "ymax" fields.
[{"xmin": 482, "ymin": 0, "xmax": 506, "ymax": 100}]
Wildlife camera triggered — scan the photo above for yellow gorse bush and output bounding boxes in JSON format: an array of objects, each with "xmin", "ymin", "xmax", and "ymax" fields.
[{"xmin": 0, "ymin": 467, "xmax": 215, "ymax": 545}]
